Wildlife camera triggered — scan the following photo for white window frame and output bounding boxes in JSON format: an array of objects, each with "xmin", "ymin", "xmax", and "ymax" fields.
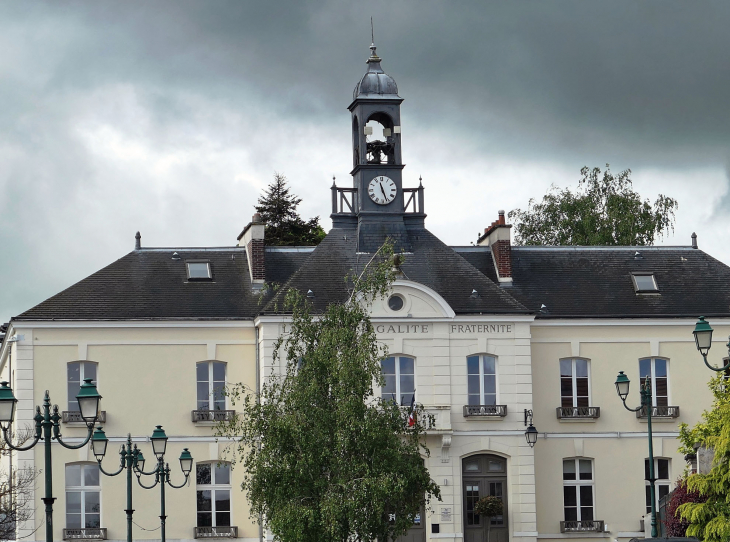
[
  {"xmin": 197, "ymin": 361, "xmax": 226, "ymax": 411},
  {"xmin": 645, "ymin": 458, "xmax": 671, "ymax": 514},
  {"xmin": 381, "ymin": 356, "xmax": 416, "ymax": 406},
  {"xmin": 65, "ymin": 463, "xmax": 102, "ymax": 530},
  {"xmin": 562, "ymin": 458, "xmax": 595, "ymax": 523},
  {"xmin": 196, "ymin": 462, "xmax": 232, "ymax": 528},
  {"xmin": 467, "ymin": 354, "xmax": 499, "ymax": 406},
  {"xmin": 560, "ymin": 358, "xmax": 592, "ymax": 408},
  {"xmin": 639, "ymin": 358, "xmax": 670, "ymax": 407},
  {"xmin": 67, "ymin": 361, "xmax": 98, "ymax": 412}
]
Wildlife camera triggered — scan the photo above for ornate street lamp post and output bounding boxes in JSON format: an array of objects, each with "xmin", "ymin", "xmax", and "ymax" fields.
[
  {"xmin": 135, "ymin": 426, "xmax": 193, "ymax": 542},
  {"xmin": 92, "ymin": 425, "xmax": 193, "ymax": 542},
  {"xmin": 0, "ymin": 379, "xmax": 102, "ymax": 542},
  {"xmin": 614, "ymin": 371, "xmax": 658, "ymax": 538},
  {"xmin": 92, "ymin": 430, "xmax": 142, "ymax": 542},
  {"xmin": 692, "ymin": 316, "xmax": 730, "ymax": 372}
]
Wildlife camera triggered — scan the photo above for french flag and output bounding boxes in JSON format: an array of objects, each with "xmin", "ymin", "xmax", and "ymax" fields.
[{"xmin": 407, "ymin": 392, "xmax": 417, "ymax": 427}]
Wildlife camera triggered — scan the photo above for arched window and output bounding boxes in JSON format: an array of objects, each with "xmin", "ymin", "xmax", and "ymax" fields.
[
  {"xmin": 197, "ymin": 361, "xmax": 226, "ymax": 411},
  {"xmin": 196, "ymin": 462, "xmax": 232, "ymax": 529},
  {"xmin": 562, "ymin": 458, "xmax": 594, "ymax": 524},
  {"xmin": 467, "ymin": 355, "xmax": 497, "ymax": 406},
  {"xmin": 639, "ymin": 358, "xmax": 669, "ymax": 407},
  {"xmin": 67, "ymin": 361, "xmax": 98, "ymax": 412},
  {"xmin": 645, "ymin": 458, "xmax": 671, "ymax": 514},
  {"xmin": 65, "ymin": 463, "xmax": 101, "ymax": 531},
  {"xmin": 381, "ymin": 356, "xmax": 415, "ymax": 405},
  {"xmin": 365, "ymin": 112, "xmax": 395, "ymax": 165}
]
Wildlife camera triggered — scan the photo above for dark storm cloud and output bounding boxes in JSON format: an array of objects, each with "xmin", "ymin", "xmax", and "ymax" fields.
[{"xmin": 0, "ymin": 0, "xmax": 729, "ymax": 322}]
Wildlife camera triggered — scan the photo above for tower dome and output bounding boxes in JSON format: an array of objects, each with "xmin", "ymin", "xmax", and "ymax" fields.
[{"xmin": 353, "ymin": 44, "xmax": 399, "ymax": 100}]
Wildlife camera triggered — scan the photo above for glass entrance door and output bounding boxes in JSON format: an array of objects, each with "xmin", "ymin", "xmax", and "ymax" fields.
[{"xmin": 463, "ymin": 455, "xmax": 509, "ymax": 542}]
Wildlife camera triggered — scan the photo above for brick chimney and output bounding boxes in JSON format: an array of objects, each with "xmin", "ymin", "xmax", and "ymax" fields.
[
  {"xmin": 237, "ymin": 213, "xmax": 265, "ymax": 288},
  {"xmin": 477, "ymin": 210, "xmax": 512, "ymax": 283}
]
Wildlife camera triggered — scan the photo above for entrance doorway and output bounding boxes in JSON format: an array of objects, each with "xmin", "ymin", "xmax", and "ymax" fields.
[
  {"xmin": 394, "ymin": 507, "xmax": 425, "ymax": 542},
  {"xmin": 463, "ymin": 454, "xmax": 508, "ymax": 542}
]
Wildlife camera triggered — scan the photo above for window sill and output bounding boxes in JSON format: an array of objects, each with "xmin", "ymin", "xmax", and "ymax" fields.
[
  {"xmin": 191, "ymin": 410, "xmax": 236, "ymax": 423},
  {"xmin": 463, "ymin": 405, "xmax": 507, "ymax": 418},
  {"xmin": 63, "ymin": 528, "xmax": 107, "ymax": 540},
  {"xmin": 62, "ymin": 411, "xmax": 106, "ymax": 425},
  {"xmin": 556, "ymin": 407, "xmax": 600, "ymax": 420},
  {"xmin": 194, "ymin": 526, "xmax": 238, "ymax": 538}
]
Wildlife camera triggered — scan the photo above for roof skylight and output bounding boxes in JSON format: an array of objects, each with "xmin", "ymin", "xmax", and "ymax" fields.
[
  {"xmin": 186, "ymin": 261, "xmax": 212, "ymax": 280},
  {"xmin": 632, "ymin": 273, "xmax": 658, "ymax": 293}
]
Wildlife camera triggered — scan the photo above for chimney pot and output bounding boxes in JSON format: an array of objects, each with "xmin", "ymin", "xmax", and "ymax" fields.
[
  {"xmin": 253, "ymin": 213, "xmax": 262, "ymax": 224},
  {"xmin": 135, "ymin": 231, "xmax": 141, "ymax": 250},
  {"xmin": 691, "ymin": 232, "xmax": 698, "ymax": 249}
]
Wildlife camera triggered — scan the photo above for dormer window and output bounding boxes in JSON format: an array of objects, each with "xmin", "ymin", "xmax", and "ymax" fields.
[
  {"xmin": 187, "ymin": 261, "xmax": 212, "ymax": 280},
  {"xmin": 632, "ymin": 273, "xmax": 658, "ymax": 293}
]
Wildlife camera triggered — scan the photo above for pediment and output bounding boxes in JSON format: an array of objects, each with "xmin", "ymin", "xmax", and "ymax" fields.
[{"xmin": 369, "ymin": 280, "xmax": 455, "ymax": 319}]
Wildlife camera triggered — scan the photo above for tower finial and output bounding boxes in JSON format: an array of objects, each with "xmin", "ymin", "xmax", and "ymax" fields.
[{"xmin": 371, "ymin": 17, "xmax": 374, "ymax": 44}]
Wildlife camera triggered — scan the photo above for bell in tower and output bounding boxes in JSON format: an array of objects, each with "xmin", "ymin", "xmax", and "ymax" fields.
[{"xmin": 348, "ymin": 42, "xmax": 416, "ymax": 253}]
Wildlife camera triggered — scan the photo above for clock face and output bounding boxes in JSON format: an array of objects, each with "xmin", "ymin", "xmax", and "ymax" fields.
[{"xmin": 368, "ymin": 176, "xmax": 397, "ymax": 205}]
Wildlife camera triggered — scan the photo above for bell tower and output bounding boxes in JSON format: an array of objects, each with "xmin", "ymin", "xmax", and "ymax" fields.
[{"xmin": 348, "ymin": 43, "xmax": 411, "ymax": 253}]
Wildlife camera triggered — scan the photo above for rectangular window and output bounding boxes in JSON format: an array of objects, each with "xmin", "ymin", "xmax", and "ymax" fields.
[
  {"xmin": 640, "ymin": 358, "xmax": 669, "ymax": 407},
  {"xmin": 187, "ymin": 261, "xmax": 212, "ymax": 280},
  {"xmin": 381, "ymin": 357, "xmax": 415, "ymax": 406},
  {"xmin": 632, "ymin": 273, "xmax": 658, "ymax": 292},
  {"xmin": 66, "ymin": 464, "xmax": 101, "ymax": 529},
  {"xmin": 68, "ymin": 362, "xmax": 97, "ymax": 412},
  {"xmin": 560, "ymin": 359, "xmax": 590, "ymax": 408},
  {"xmin": 197, "ymin": 362, "xmax": 226, "ymax": 411},
  {"xmin": 645, "ymin": 459, "xmax": 671, "ymax": 514},
  {"xmin": 563, "ymin": 459, "xmax": 594, "ymax": 522},
  {"xmin": 196, "ymin": 463, "xmax": 232, "ymax": 527},
  {"xmin": 467, "ymin": 355, "xmax": 497, "ymax": 406}
]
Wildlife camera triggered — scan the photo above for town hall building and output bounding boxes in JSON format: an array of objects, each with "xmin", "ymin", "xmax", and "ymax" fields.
[{"xmin": 2, "ymin": 43, "xmax": 730, "ymax": 542}]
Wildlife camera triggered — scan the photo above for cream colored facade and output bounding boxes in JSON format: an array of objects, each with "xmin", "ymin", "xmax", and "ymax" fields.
[
  {"xmin": 0, "ymin": 322, "xmax": 260, "ymax": 542},
  {"xmin": 0, "ymin": 276, "xmax": 722, "ymax": 542}
]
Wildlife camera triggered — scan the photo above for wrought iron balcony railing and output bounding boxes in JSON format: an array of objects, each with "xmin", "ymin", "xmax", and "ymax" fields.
[
  {"xmin": 636, "ymin": 405, "xmax": 680, "ymax": 419},
  {"xmin": 191, "ymin": 410, "xmax": 236, "ymax": 423},
  {"xmin": 63, "ymin": 528, "xmax": 107, "ymax": 540},
  {"xmin": 556, "ymin": 406, "xmax": 601, "ymax": 419},
  {"xmin": 560, "ymin": 520, "xmax": 604, "ymax": 533},
  {"xmin": 463, "ymin": 405, "xmax": 507, "ymax": 418},
  {"xmin": 194, "ymin": 526, "xmax": 238, "ymax": 539},
  {"xmin": 62, "ymin": 411, "xmax": 106, "ymax": 424}
]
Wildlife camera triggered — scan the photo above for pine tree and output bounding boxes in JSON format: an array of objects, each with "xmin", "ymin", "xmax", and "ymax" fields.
[{"xmin": 255, "ymin": 173, "xmax": 326, "ymax": 246}]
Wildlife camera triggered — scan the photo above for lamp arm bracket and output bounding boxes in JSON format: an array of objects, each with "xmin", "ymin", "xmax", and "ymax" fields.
[
  {"xmin": 620, "ymin": 398, "xmax": 642, "ymax": 413},
  {"xmin": 97, "ymin": 459, "xmax": 124, "ymax": 477},
  {"xmin": 135, "ymin": 474, "xmax": 159, "ymax": 490},
  {"xmin": 56, "ymin": 425, "xmax": 93, "ymax": 450},
  {"xmin": 1, "ymin": 427, "xmax": 41, "ymax": 451},
  {"xmin": 166, "ymin": 472, "xmax": 191, "ymax": 489},
  {"xmin": 702, "ymin": 353, "xmax": 730, "ymax": 372},
  {"xmin": 136, "ymin": 466, "xmax": 162, "ymax": 477}
]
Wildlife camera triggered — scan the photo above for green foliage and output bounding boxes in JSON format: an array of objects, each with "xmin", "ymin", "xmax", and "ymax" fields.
[
  {"xmin": 473, "ymin": 495, "xmax": 503, "ymax": 518},
  {"xmin": 508, "ymin": 165, "xmax": 677, "ymax": 246},
  {"xmin": 217, "ymin": 241, "xmax": 440, "ymax": 542},
  {"xmin": 676, "ymin": 373, "xmax": 730, "ymax": 541},
  {"xmin": 255, "ymin": 173, "xmax": 326, "ymax": 246}
]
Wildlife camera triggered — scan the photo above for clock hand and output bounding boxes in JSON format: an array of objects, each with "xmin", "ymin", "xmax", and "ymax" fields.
[{"xmin": 379, "ymin": 182, "xmax": 387, "ymax": 199}]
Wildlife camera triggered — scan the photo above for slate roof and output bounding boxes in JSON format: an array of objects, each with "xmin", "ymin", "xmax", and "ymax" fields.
[
  {"xmin": 14, "ymin": 232, "xmax": 730, "ymax": 322},
  {"xmin": 15, "ymin": 248, "xmax": 258, "ymax": 321},
  {"xmin": 261, "ymin": 227, "xmax": 527, "ymax": 315},
  {"xmin": 456, "ymin": 245, "xmax": 730, "ymax": 318}
]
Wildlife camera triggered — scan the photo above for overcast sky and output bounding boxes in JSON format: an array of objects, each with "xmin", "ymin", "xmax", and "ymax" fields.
[{"xmin": 1, "ymin": 1, "xmax": 730, "ymax": 323}]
